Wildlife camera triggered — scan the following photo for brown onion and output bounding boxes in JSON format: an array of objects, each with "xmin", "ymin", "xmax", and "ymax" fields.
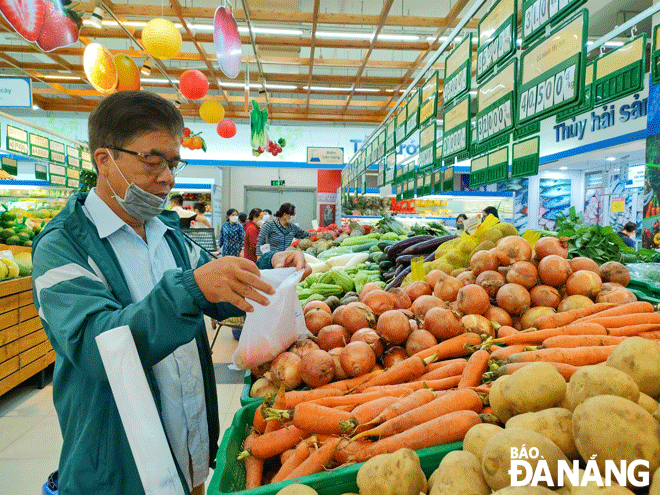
[
  {"xmin": 483, "ymin": 305, "xmax": 513, "ymax": 327},
  {"xmin": 426, "ymin": 269, "xmax": 449, "ymax": 288},
  {"xmin": 250, "ymin": 377, "xmax": 278, "ymax": 398},
  {"xmin": 511, "ymin": 316, "xmax": 523, "ymax": 331},
  {"xmin": 495, "ymin": 236, "xmax": 533, "ymax": 266},
  {"xmin": 304, "ymin": 308, "xmax": 333, "ymax": 336},
  {"xmin": 342, "ymin": 302, "xmax": 376, "ymax": 333},
  {"xmin": 457, "ymin": 284, "xmax": 490, "ymax": 315},
  {"xmin": 424, "ymin": 307, "xmax": 464, "ymax": 340},
  {"xmin": 388, "ymin": 287, "xmax": 412, "ymax": 309},
  {"xmin": 566, "ymin": 270, "xmax": 602, "ymax": 298},
  {"xmin": 569, "ymin": 257, "xmax": 600, "ymax": 274},
  {"xmin": 534, "ymin": 236, "xmax": 568, "ymax": 259},
  {"xmin": 457, "ymin": 270, "xmax": 477, "ymax": 286},
  {"xmin": 596, "ymin": 287, "xmax": 637, "ymax": 305},
  {"xmin": 520, "ymin": 306, "xmax": 556, "ymax": 329},
  {"xmin": 496, "ymin": 283, "xmax": 531, "ymax": 315},
  {"xmin": 405, "ymin": 330, "xmax": 438, "ymax": 356},
  {"xmin": 332, "ymin": 305, "xmax": 346, "ymax": 326},
  {"xmin": 250, "ymin": 361, "xmax": 272, "ymax": 379},
  {"xmin": 339, "ymin": 341, "xmax": 376, "ymax": 377},
  {"xmin": 316, "ymin": 325, "xmax": 350, "ymax": 351},
  {"xmin": 461, "ymin": 314, "xmax": 494, "ymax": 337},
  {"xmin": 409, "ymin": 319, "xmax": 418, "ymax": 332},
  {"xmin": 599, "ymin": 261, "xmax": 630, "ymax": 287},
  {"xmin": 506, "ymin": 261, "xmax": 539, "ymax": 290},
  {"xmin": 434, "ymin": 276, "xmax": 463, "ymax": 302},
  {"xmin": 411, "ymin": 295, "xmax": 447, "ymax": 319},
  {"xmin": 538, "ymin": 255, "xmax": 573, "ymax": 287},
  {"xmin": 470, "ymin": 250, "xmax": 499, "ymax": 276},
  {"xmin": 328, "ymin": 347, "xmax": 348, "ymax": 380},
  {"xmin": 382, "ymin": 346, "xmax": 408, "ymax": 368},
  {"xmin": 376, "ymin": 309, "xmax": 411, "ymax": 344},
  {"xmin": 351, "ymin": 328, "xmax": 384, "ymax": 358},
  {"xmin": 300, "ymin": 349, "xmax": 335, "ymax": 387},
  {"xmin": 289, "ymin": 338, "xmax": 321, "ymax": 359},
  {"xmin": 362, "ymin": 289, "xmax": 396, "ymax": 315},
  {"xmin": 270, "ymin": 352, "xmax": 302, "ymax": 389},
  {"xmin": 359, "ymin": 282, "xmax": 384, "ymax": 301},
  {"xmin": 529, "ymin": 285, "xmax": 562, "ymax": 308},
  {"xmin": 303, "ymin": 300, "xmax": 331, "ymax": 315},
  {"xmin": 602, "ymin": 282, "xmax": 624, "ymax": 290},
  {"xmin": 404, "ymin": 281, "xmax": 433, "ymax": 301},
  {"xmin": 476, "ymin": 270, "xmax": 506, "ymax": 298},
  {"xmin": 557, "ymin": 295, "xmax": 594, "ymax": 312}
]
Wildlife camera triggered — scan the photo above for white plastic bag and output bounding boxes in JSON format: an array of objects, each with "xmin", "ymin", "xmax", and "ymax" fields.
[
  {"xmin": 96, "ymin": 326, "xmax": 185, "ymax": 495},
  {"xmin": 232, "ymin": 267, "xmax": 308, "ymax": 369}
]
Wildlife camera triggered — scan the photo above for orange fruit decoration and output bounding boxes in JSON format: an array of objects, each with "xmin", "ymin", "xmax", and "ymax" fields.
[
  {"xmin": 179, "ymin": 69, "xmax": 209, "ymax": 100},
  {"xmin": 142, "ymin": 18, "xmax": 182, "ymax": 60},
  {"xmin": 83, "ymin": 43, "xmax": 118, "ymax": 94},
  {"xmin": 114, "ymin": 54, "xmax": 141, "ymax": 92},
  {"xmin": 199, "ymin": 99, "xmax": 225, "ymax": 123},
  {"xmin": 190, "ymin": 136, "xmax": 203, "ymax": 150}
]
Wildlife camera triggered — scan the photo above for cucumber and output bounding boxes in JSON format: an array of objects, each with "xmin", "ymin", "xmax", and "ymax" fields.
[
  {"xmin": 379, "ymin": 260, "xmax": 394, "ymax": 271},
  {"xmin": 377, "ymin": 240, "xmax": 397, "ymax": 251},
  {"xmin": 368, "ymin": 244, "xmax": 382, "ymax": 254},
  {"xmin": 352, "ymin": 241, "xmax": 379, "ymax": 253},
  {"xmin": 376, "ymin": 252, "xmax": 389, "ymax": 263}
]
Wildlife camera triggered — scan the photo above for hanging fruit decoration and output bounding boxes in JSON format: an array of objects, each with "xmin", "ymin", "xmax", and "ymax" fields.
[
  {"xmin": 181, "ymin": 127, "xmax": 207, "ymax": 152},
  {"xmin": 114, "ymin": 54, "xmax": 141, "ymax": 92},
  {"xmin": 199, "ymin": 100, "xmax": 225, "ymax": 123},
  {"xmin": 217, "ymin": 119, "xmax": 237, "ymax": 139},
  {"xmin": 83, "ymin": 43, "xmax": 118, "ymax": 94},
  {"xmin": 142, "ymin": 18, "xmax": 182, "ymax": 60},
  {"xmin": 250, "ymin": 100, "xmax": 268, "ymax": 155},
  {"xmin": 213, "ymin": 6, "xmax": 242, "ymax": 79},
  {"xmin": 179, "ymin": 69, "xmax": 209, "ymax": 100}
]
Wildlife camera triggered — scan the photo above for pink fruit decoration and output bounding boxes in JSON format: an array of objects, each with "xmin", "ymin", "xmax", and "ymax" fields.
[{"xmin": 213, "ymin": 6, "xmax": 242, "ymax": 79}]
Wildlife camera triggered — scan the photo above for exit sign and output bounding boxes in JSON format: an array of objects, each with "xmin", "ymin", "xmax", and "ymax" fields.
[{"xmin": 271, "ymin": 180, "xmax": 285, "ymax": 186}]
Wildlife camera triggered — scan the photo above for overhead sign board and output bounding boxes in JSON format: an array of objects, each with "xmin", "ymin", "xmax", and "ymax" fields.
[
  {"xmin": 406, "ymin": 89, "xmax": 421, "ymax": 138},
  {"xmin": 386, "ymin": 118, "xmax": 396, "ymax": 152},
  {"xmin": 477, "ymin": 0, "xmax": 516, "ymax": 82},
  {"xmin": 6, "ymin": 125, "xmax": 27, "ymax": 155},
  {"xmin": 593, "ymin": 34, "xmax": 646, "ymax": 106},
  {"xmin": 29, "ymin": 133, "xmax": 49, "ymax": 160},
  {"xmin": 470, "ymin": 155, "xmax": 489, "ymax": 187},
  {"xmin": 307, "ymin": 147, "xmax": 344, "ymax": 165},
  {"xmin": 522, "ymin": 0, "xmax": 585, "ymax": 42},
  {"xmin": 420, "ymin": 71, "xmax": 439, "ymax": 125},
  {"xmin": 518, "ymin": 11, "xmax": 588, "ymax": 125},
  {"xmin": 0, "ymin": 77, "xmax": 32, "ymax": 108},
  {"xmin": 418, "ymin": 120, "xmax": 436, "ymax": 171},
  {"xmin": 476, "ymin": 59, "xmax": 516, "ymax": 145},
  {"xmin": 376, "ymin": 128, "xmax": 386, "ymax": 159},
  {"xmin": 48, "ymin": 162, "xmax": 67, "ymax": 186},
  {"xmin": 442, "ymin": 95, "xmax": 471, "ymax": 161},
  {"xmin": 556, "ymin": 60, "xmax": 594, "ymax": 122},
  {"xmin": 653, "ymin": 25, "xmax": 660, "ymax": 85},
  {"xmin": 486, "ymin": 146, "xmax": 509, "ymax": 184},
  {"xmin": 443, "ymin": 166, "xmax": 455, "ymax": 192},
  {"xmin": 512, "ymin": 136, "xmax": 540, "ymax": 178},
  {"xmin": 395, "ymin": 107, "xmax": 407, "ymax": 144},
  {"xmin": 385, "ymin": 151, "xmax": 396, "ymax": 185},
  {"xmin": 444, "ymin": 34, "xmax": 472, "ymax": 104},
  {"xmin": 49, "ymin": 140, "xmax": 66, "ymax": 164},
  {"xmin": 1, "ymin": 156, "xmax": 17, "ymax": 176}
]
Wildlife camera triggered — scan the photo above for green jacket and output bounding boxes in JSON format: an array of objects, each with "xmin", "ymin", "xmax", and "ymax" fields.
[{"xmin": 31, "ymin": 193, "xmax": 274, "ymax": 495}]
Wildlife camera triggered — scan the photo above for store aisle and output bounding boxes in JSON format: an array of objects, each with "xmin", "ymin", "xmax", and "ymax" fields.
[{"xmin": 0, "ymin": 317, "xmax": 244, "ymax": 494}]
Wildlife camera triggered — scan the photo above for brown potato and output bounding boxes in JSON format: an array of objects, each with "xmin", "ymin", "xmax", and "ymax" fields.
[
  {"xmin": 505, "ymin": 408, "xmax": 578, "ymax": 459},
  {"xmin": 606, "ymin": 337, "xmax": 660, "ymax": 397},
  {"xmin": 501, "ymin": 362, "xmax": 567, "ymax": 416},
  {"xmin": 463, "ymin": 423, "xmax": 504, "ymax": 464},
  {"xmin": 428, "ymin": 450, "xmax": 489, "ymax": 495},
  {"xmin": 566, "ymin": 365, "xmax": 640, "ymax": 410},
  {"xmin": 356, "ymin": 448, "xmax": 427, "ymax": 495}
]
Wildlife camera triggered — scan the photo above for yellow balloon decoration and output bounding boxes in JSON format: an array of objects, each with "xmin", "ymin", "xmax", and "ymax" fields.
[
  {"xmin": 142, "ymin": 18, "xmax": 182, "ymax": 60},
  {"xmin": 199, "ymin": 100, "xmax": 225, "ymax": 123},
  {"xmin": 83, "ymin": 43, "xmax": 118, "ymax": 94}
]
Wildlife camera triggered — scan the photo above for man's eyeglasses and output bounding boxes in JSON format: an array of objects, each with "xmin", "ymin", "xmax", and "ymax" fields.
[{"xmin": 106, "ymin": 147, "xmax": 188, "ymax": 176}]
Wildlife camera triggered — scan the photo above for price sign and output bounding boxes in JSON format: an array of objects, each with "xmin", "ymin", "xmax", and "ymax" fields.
[
  {"xmin": 67, "ymin": 145, "xmax": 80, "ymax": 168},
  {"xmin": 385, "ymin": 151, "xmax": 396, "ymax": 185},
  {"xmin": 512, "ymin": 136, "xmax": 540, "ymax": 178},
  {"xmin": 6, "ymin": 125, "xmax": 27, "ymax": 155},
  {"xmin": 444, "ymin": 34, "xmax": 472, "ymax": 104},
  {"xmin": 653, "ymin": 25, "xmax": 660, "ymax": 85},
  {"xmin": 48, "ymin": 163, "xmax": 67, "ymax": 186},
  {"xmin": 416, "ymin": 169, "xmax": 426, "ymax": 197},
  {"xmin": 67, "ymin": 166, "xmax": 80, "ymax": 188},
  {"xmin": 406, "ymin": 174, "xmax": 416, "ymax": 200},
  {"xmin": 386, "ymin": 118, "xmax": 396, "ymax": 152},
  {"xmin": 49, "ymin": 140, "xmax": 66, "ymax": 164},
  {"xmin": 395, "ymin": 107, "xmax": 407, "ymax": 145},
  {"xmin": 1, "ymin": 156, "xmax": 17, "ymax": 176},
  {"xmin": 29, "ymin": 133, "xmax": 50, "ymax": 161},
  {"xmin": 522, "ymin": 0, "xmax": 585, "ymax": 42},
  {"xmin": 556, "ymin": 60, "xmax": 594, "ymax": 122},
  {"xmin": 396, "ymin": 183, "xmax": 403, "ymax": 202},
  {"xmin": 377, "ymin": 159, "xmax": 385, "ymax": 187},
  {"xmin": 470, "ymin": 155, "xmax": 489, "ymax": 187},
  {"xmin": 476, "ymin": 59, "xmax": 516, "ymax": 145},
  {"xmin": 420, "ymin": 71, "xmax": 439, "ymax": 125},
  {"xmin": 518, "ymin": 11, "xmax": 588, "ymax": 125},
  {"xmin": 487, "ymin": 146, "xmax": 509, "ymax": 184},
  {"xmin": 477, "ymin": 0, "xmax": 515, "ymax": 82},
  {"xmin": 81, "ymin": 160, "xmax": 94, "ymax": 171},
  {"xmin": 406, "ymin": 89, "xmax": 420, "ymax": 138},
  {"xmin": 443, "ymin": 166, "xmax": 455, "ymax": 192},
  {"xmin": 442, "ymin": 95, "xmax": 471, "ymax": 160},
  {"xmin": 34, "ymin": 163, "xmax": 47, "ymax": 181},
  {"xmin": 376, "ymin": 128, "xmax": 386, "ymax": 159},
  {"xmin": 593, "ymin": 34, "xmax": 646, "ymax": 106},
  {"xmin": 418, "ymin": 120, "xmax": 437, "ymax": 171}
]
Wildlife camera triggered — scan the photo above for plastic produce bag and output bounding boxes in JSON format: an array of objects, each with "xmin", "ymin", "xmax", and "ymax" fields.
[
  {"xmin": 232, "ymin": 267, "xmax": 308, "ymax": 369},
  {"xmin": 96, "ymin": 326, "xmax": 185, "ymax": 495}
]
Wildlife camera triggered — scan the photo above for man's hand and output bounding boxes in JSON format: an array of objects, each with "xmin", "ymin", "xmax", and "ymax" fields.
[
  {"xmin": 271, "ymin": 250, "xmax": 312, "ymax": 280},
  {"xmin": 193, "ymin": 256, "xmax": 275, "ymax": 312}
]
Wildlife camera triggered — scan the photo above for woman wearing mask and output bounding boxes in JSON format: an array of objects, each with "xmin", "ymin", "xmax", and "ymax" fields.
[
  {"xmin": 218, "ymin": 208, "xmax": 244, "ymax": 257},
  {"xmin": 243, "ymin": 208, "xmax": 263, "ymax": 262},
  {"xmin": 256, "ymin": 202, "xmax": 311, "ymax": 254},
  {"xmin": 191, "ymin": 201, "xmax": 212, "ymax": 228},
  {"xmin": 455, "ymin": 213, "xmax": 468, "ymax": 231}
]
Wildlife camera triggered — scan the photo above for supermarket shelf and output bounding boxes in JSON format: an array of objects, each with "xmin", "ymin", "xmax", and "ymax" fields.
[
  {"xmin": 0, "ymin": 180, "xmax": 70, "ymax": 188},
  {"xmin": 347, "ymin": 188, "xmax": 395, "ymax": 194},
  {"xmin": 426, "ymin": 191, "xmax": 513, "ymax": 198}
]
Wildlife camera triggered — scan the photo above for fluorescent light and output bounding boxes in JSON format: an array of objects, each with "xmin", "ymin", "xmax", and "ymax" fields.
[
  {"xmin": 606, "ymin": 156, "xmax": 616, "ymax": 161},
  {"xmin": 82, "ymin": 19, "xmax": 147, "ymax": 27},
  {"xmin": 304, "ymin": 86, "xmax": 353, "ymax": 92},
  {"xmin": 266, "ymin": 84, "xmax": 298, "ymax": 90},
  {"xmin": 238, "ymin": 26, "xmax": 303, "ymax": 36},
  {"xmin": 354, "ymin": 88, "xmax": 381, "ymax": 93},
  {"xmin": 44, "ymin": 75, "xmax": 80, "ymax": 80},
  {"xmin": 316, "ymin": 31, "xmax": 373, "ymax": 39},
  {"xmin": 425, "ymin": 36, "xmax": 448, "ymax": 42},
  {"xmin": 587, "ymin": 40, "xmax": 625, "ymax": 48},
  {"xmin": 141, "ymin": 78, "xmax": 177, "ymax": 84},
  {"xmin": 32, "ymin": 104, "xmax": 39, "ymax": 110},
  {"xmin": 140, "ymin": 58, "xmax": 152, "ymax": 76},
  {"xmin": 220, "ymin": 82, "xmax": 248, "ymax": 88},
  {"xmin": 559, "ymin": 166, "xmax": 568, "ymax": 170},
  {"xmin": 377, "ymin": 33, "xmax": 420, "ymax": 41},
  {"xmin": 469, "ymin": 90, "xmax": 477, "ymax": 95}
]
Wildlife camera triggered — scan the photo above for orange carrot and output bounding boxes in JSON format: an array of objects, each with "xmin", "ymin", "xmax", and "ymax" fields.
[
  {"xmin": 413, "ymin": 332, "xmax": 483, "ymax": 360},
  {"xmin": 348, "ymin": 410, "xmax": 481, "ymax": 463},
  {"xmin": 271, "ymin": 439, "xmax": 310, "ymax": 483},
  {"xmin": 352, "ymin": 388, "xmax": 482, "ymax": 441},
  {"xmin": 285, "ymin": 437, "xmax": 342, "ymax": 480},
  {"xmin": 333, "ymin": 404, "xmax": 356, "ymax": 412},
  {"xmin": 280, "ymin": 448, "xmax": 296, "ymax": 465},
  {"xmin": 316, "ymin": 369, "xmax": 384, "ymax": 392},
  {"xmin": 249, "ymin": 425, "xmax": 307, "ymax": 459},
  {"xmin": 349, "ymin": 396, "xmax": 400, "ymax": 426},
  {"xmin": 365, "ymin": 388, "xmax": 437, "ymax": 427},
  {"xmin": 535, "ymin": 303, "xmax": 616, "ymax": 329},
  {"xmin": 267, "ymin": 402, "xmax": 353, "ymax": 435},
  {"xmin": 418, "ymin": 360, "xmax": 467, "ymax": 381},
  {"xmin": 363, "ymin": 375, "xmax": 462, "ymax": 393},
  {"xmin": 497, "ymin": 326, "xmax": 520, "ymax": 338},
  {"xmin": 242, "ymin": 433, "xmax": 264, "ymax": 489},
  {"xmin": 493, "ymin": 323, "xmax": 607, "ymax": 345},
  {"xmin": 489, "ymin": 344, "xmax": 528, "ymax": 361},
  {"xmin": 639, "ymin": 330, "xmax": 660, "ymax": 339},
  {"xmin": 253, "ymin": 404, "xmax": 267, "ymax": 434},
  {"xmin": 483, "ymin": 361, "xmax": 579, "ymax": 382},
  {"xmin": 608, "ymin": 323, "xmax": 660, "ymax": 336},
  {"xmin": 310, "ymin": 389, "xmax": 411, "ymax": 408},
  {"xmin": 467, "ymin": 383, "xmax": 492, "ymax": 394},
  {"xmin": 482, "ymin": 406, "xmax": 494, "ymax": 415},
  {"xmin": 574, "ymin": 301, "xmax": 654, "ymax": 322},
  {"xmin": 542, "ymin": 334, "xmax": 627, "ymax": 348},
  {"xmin": 283, "ymin": 389, "xmax": 342, "ymax": 409},
  {"xmin": 264, "ymin": 384, "xmax": 287, "ymax": 434},
  {"xmin": 354, "ymin": 354, "xmax": 437, "ymax": 393},
  {"xmin": 506, "ymin": 345, "xmax": 617, "ymax": 366},
  {"xmin": 425, "ymin": 358, "xmax": 472, "ymax": 371},
  {"xmin": 458, "ymin": 350, "xmax": 490, "ymax": 388},
  {"xmin": 579, "ymin": 313, "xmax": 660, "ymax": 329}
]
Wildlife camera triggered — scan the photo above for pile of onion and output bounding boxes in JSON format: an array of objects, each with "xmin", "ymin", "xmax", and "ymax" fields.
[
  {"xmin": 351, "ymin": 328, "xmax": 384, "ymax": 358},
  {"xmin": 520, "ymin": 306, "xmax": 556, "ymax": 329},
  {"xmin": 376, "ymin": 309, "xmax": 411, "ymax": 344},
  {"xmin": 461, "ymin": 314, "xmax": 494, "ymax": 337},
  {"xmin": 470, "ymin": 250, "xmax": 499, "ymax": 275},
  {"xmin": 424, "ymin": 307, "xmax": 464, "ymax": 340},
  {"xmin": 599, "ymin": 261, "xmax": 630, "ymax": 287},
  {"xmin": 426, "ymin": 270, "xmax": 448, "ymax": 288},
  {"xmin": 476, "ymin": 270, "xmax": 505, "ymax": 298},
  {"xmin": 300, "ymin": 349, "xmax": 335, "ymax": 387},
  {"xmin": 388, "ymin": 287, "xmax": 412, "ymax": 309},
  {"xmin": 495, "ymin": 236, "xmax": 533, "ymax": 266},
  {"xmin": 534, "ymin": 236, "xmax": 568, "ymax": 259},
  {"xmin": 341, "ymin": 302, "xmax": 376, "ymax": 333},
  {"xmin": 289, "ymin": 338, "xmax": 320, "ymax": 359},
  {"xmin": 434, "ymin": 276, "xmax": 463, "ymax": 302},
  {"xmin": 483, "ymin": 306, "xmax": 513, "ymax": 327},
  {"xmin": 496, "ymin": 283, "xmax": 531, "ymax": 315},
  {"xmin": 383, "ymin": 346, "xmax": 408, "ymax": 368},
  {"xmin": 316, "ymin": 325, "xmax": 350, "ymax": 351},
  {"xmin": 405, "ymin": 329, "xmax": 437, "ymax": 356},
  {"xmin": 303, "ymin": 300, "xmax": 331, "ymax": 315},
  {"xmin": 569, "ymin": 257, "xmax": 600, "ymax": 274},
  {"xmin": 506, "ymin": 261, "xmax": 538, "ymax": 289},
  {"xmin": 596, "ymin": 286, "xmax": 637, "ymax": 304},
  {"xmin": 328, "ymin": 348, "xmax": 348, "ymax": 380},
  {"xmin": 566, "ymin": 270, "xmax": 602, "ymax": 298},
  {"xmin": 339, "ymin": 341, "xmax": 375, "ymax": 377},
  {"xmin": 362, "ymin": 289, "xmax": 395, "ymax": 315},
  {"xmin": 457, "ymin": 284, "xmax": 490, "ymax": 315},
  {"xmin": 359, "ymin": 282, "xmax": 384, "ymax": 300},
  {"xmin": 411, "ymin": 295, "xmax": 446, "ymax": 318},
  {"xmin": 558, "ymin": 294, "xmax": 594, "ymax": 312},
  {"xmin": 404, "ymin": 281, "xmax": 433, "ymax": 301},
  {"xmin": 529, "ymin": 285, "xmax": 561, "ymax": 308},
  {"xmin": 270, "ymin": 352, "xmax": 302, "ymax": 389},
  {"xmin": 304, "ymin": 308, "xmax": 332, "ymax": 336},
  {"xmin": 538, "ymin": 255, "xmax": 572, "ymax": 287}
]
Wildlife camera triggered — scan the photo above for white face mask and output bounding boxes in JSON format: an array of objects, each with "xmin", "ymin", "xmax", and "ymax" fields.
[
  {"xmin": 289, "ymin": 215, "xmax": 296, "ymax": 223},
  {"xmin": 229, "ymin": 215, "xmax": 239, "ymax": 223},
  {"xmin": 256, "ymin": 219, "xmax": 264, "ymax": 227},
  {"xmin": 262, "ymin": 214, "xmax": 270, "ymax": 222}
]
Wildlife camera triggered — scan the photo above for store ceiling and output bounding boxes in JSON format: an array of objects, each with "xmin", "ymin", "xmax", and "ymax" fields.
[{"xmin": 0, "ymin": 0, "xmax": 651, "ymax": 125}]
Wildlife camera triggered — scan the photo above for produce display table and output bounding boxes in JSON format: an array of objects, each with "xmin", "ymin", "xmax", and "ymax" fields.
[{"xmin": 0, "ymin": 276, "xmax": 54, "ymax": 396}]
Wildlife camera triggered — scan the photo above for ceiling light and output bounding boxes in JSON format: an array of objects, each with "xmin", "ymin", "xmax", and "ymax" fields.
[
  {"xmin": 220, "ymin": 82, "xmax": 247, "ymax": 88},
  {"xmin": 560, "ymin": 166, "xmax": 568, "ymax": 170},
  {"xmin": 265, "ymin": 84, "xmax": 298, "ymax": 90},
  {"xmin": 425, "ymin": 36, "xmax": 448, "ymax": 42},
  {"xmin": 304, "ymin": 86, "xmax": 353, "ymax": 92},
  {"xmin": 377, "ymin": 33, "xmax": 419, "ymax": 41},
  {"xmin": 237, "ymin": 26, "xmax": 303, "ymax": 36},
  {"xmin": 44, "ymin": 75, "xmax": 80, "ymax": 80},
  {"xmin": 354, "ymin": 88, "xmax": 381, "ymax": 92},
  {"xmin": 88, "ymin": 6, "xmax": 103, "ymax": 29},
  {"xmin": 32, "ymin": 104, "xmax": 39, "ymax": 110},
  {"xmin": 140, "ymin": 58, "xmax": 152, "ymax": 76},
  {"xmin": 141, "ymin": 78, "xmax": 178, "ymax": 84},
  {"xmin": 315, "ymin": 31, "xmax": 373, "ymax": 39},
  {"xmin": 606, "ymin": 156, "xmax": 616, "ymax": 161}
]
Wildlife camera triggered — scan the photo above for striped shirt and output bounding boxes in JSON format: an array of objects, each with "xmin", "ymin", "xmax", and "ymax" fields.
[{"xmin": 256, "ymin": 217, "xmax": 311, "ymax": 254}]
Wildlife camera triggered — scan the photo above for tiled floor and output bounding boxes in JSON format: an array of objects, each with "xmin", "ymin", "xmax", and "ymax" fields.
[{"xmin": 0, "ymin": 317, "xmax": 244, "ymax": 494}]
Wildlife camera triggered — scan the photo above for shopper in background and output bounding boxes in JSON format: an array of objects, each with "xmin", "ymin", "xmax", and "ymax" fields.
[
  {"xmin": 243, "ymin": 208, "xmax": 263, "ymax": 262},
  {"xmin": 618, "ymin": 221, "xmax": 637, "ymax": 248},
  {"xmin": 257, "ymin": 202, "xmax": 311, "ymax": 254},
  {"xmin": 456, "ymin": 213, "xmax": 468, "ymax": 230},
  {"xmin": 238, "ymin": 212, "xmax": 247, "ymax": 227},
  {"xmin": 31, "ymin": 91, "xmax": 309, "ymax": 495},
  {"xmin": 170, "ymin": 193, "xmax": 196, "ymax": 228},
  {"xmin": 219, "ymin": 208, "xmax": 245, "ymax": 257},
  {"xmin": 260, "ymin": 209, "xmax": 272, "ymax": 226},
  {"xmin": 482, "ymin": 206, "xmax": 499, "ymax": 219},
  {"xmin": 191, "ymin": 201, "xmax": 211, "ymax": 228}
]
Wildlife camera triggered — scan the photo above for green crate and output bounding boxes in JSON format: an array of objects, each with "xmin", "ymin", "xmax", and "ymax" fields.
[
  {"xmin": 207, "ymin": 401, "xmax": 462, "ymax": 495},
  {"xmin": 627, "ymin": 279, "xmax": 660, "ymax": 305},
  {"xmin": 240, "ymin": 371, "xmax": 262, "ymax": 407}
]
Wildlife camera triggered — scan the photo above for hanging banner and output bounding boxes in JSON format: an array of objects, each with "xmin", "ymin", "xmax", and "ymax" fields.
[
  {"xmin": 418, "ymin": 120, "xmax": 436, "ymax": 171},
  {"xmin": 419, "ymin": 71, "xmax": 439, "ymax": 125},
  {"xmin": 443, "ymin": 95, "xmax": 471, "ymax": 161},
  {"xmin": 444, "ymin": 34, "xmax": 472, "ymax": 104},
  {"xmin": 593, "ymin": 34, "xmax": 646, "ymax": 107},
  {"xmin": 512, "ymin": 136, "xmax": 540, "ymax": 178},
  {"xmin": 476, "ymin": 59, "xmax": 516, "ymax": 146},
  {"xmin": 470, "ymin": 155, "xmax": 489, "ymax": 187},
  {"xmin": 477, "ymin": 0, "xmax": 516, "ymax": 82},
  {"xmin": 487, "ymin": 146, "xmax": 509, "ymax": 184},
  {"xmin": 386, "ymin": 118, "xmax": 396, "ymax": 152},
  {"xmin": 522, "ymin": 0, "xmax": 586, "ymax": 42},
  {"xmin": 518, "ymin": 11, "xmax": 588, "ymax": 125},
  {"xmin": 406, "ymin": 89, "xmax": 421, "ymax": 138}
]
